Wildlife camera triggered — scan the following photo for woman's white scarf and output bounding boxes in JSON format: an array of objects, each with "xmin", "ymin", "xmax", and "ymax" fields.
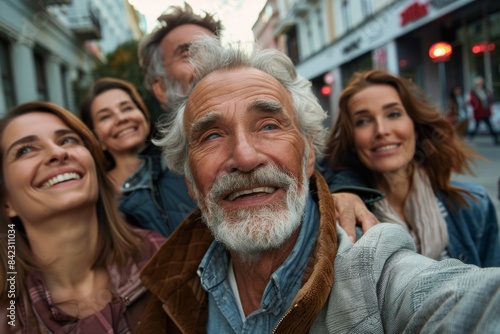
[{"xmin": 373, "ymin": 167, "xmax": 448, "ymax": 259}]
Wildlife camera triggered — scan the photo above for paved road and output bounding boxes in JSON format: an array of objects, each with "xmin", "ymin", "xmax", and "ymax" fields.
[{"xmin": 452, "ymin": 135, "xmax": 500, "ymax": 221}]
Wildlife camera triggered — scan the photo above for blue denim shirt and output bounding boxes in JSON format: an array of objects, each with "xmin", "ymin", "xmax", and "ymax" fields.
[
  {"xmin": 199, "ymin": 195, "xmax": 319, "ymax": 334},
  {"xmin": 439, "ymin": 180, "xmax": 500, "ymax": 267},
  {"xmin": 119, "ymin": 144, "xmax": 197, "ymax": 236}
]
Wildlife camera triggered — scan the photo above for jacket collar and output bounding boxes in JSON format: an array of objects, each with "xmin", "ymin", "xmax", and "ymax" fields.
[{"xmin": 139, "ymin": 171, "xmax": 338, "ymax": 333}]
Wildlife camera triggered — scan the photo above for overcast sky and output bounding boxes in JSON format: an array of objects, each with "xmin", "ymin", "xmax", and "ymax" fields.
[{"xmin": 128, "ymin": 0, "xmax": 267, "ymax": 42}]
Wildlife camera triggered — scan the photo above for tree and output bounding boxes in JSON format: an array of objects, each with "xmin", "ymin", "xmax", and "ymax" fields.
[{"xmin": 73, "ymin": 39, "xmax": 162, "ymax": 126}]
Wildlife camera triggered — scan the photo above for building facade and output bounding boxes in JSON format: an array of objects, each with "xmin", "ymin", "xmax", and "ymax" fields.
[
  {"xmin": 49, "ymin": 0, "xmax": 144, "ymax": 56},
  {"xmin": 257, "ymin": 0, "xmax": 500, "ymax": 131},
  {"xmin": 0, "ymin": 0, "xmax": 143, "ymax": 115}
]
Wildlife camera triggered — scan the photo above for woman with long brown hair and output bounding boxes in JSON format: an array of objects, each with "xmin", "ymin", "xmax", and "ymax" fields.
[
  {"xmin": 78, "ymin": 78, "xmax": 196, "ymax": 236},
  {"xmin": 324, "ymin": 69, "xmax": 499, "ymax": 266},
  {"xmin": 0, "ymin": 102, "xmax": 164, "ymax": 332}
]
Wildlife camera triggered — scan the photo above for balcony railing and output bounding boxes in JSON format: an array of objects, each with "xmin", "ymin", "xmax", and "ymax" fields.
[
  {"xmin": 67, "ymin": 6, "xmax": 102, "ymax": 40},
  {"xmin": 41, "ymin": 0, "xmax": 72, "ymax": 5}
]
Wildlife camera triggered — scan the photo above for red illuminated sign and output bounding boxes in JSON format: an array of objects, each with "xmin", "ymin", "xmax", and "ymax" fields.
[
  {"xmin": 472, "ymin": 42, "xmax": 496, "ymax": 54},
  {"xmin": 400, "ymin": 2, "xmax": 428, "ymax": 26}
]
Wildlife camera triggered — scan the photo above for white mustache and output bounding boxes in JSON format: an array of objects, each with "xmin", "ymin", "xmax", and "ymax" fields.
[{"xmin": 209, "ymin": 165, "xmax": 296, "ymax": 200}]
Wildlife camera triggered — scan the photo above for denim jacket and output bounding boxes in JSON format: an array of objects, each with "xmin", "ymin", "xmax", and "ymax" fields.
[
  {"xmin": 320, "ymin": 158, "xmax": 499, "ymax": 267},
  {"xmin": 439, "ymin": 180, "xmax": 500, "ymax": 267},
  {"xmin": 119, "ymin": 144, "xmax": 197, "ymax": 237},
  {"xmin": 317, "ymin": 159, "xmax": 384, "ymax": 204}
]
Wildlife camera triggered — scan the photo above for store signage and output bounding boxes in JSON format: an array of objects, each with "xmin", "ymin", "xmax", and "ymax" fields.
[
  {"xmin": 400, "ymin": 1, "xmax": 428, "ymax": 26},
  {"xmin": 430, "ymin": 0, "xmax": 458, "ymax": 10},
  {"xmin": 342, "ymin": 37, "xmax": 362, "ymax": 55}
]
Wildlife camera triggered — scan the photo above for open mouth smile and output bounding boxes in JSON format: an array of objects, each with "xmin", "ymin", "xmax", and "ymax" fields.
[
  {"xmin": 225, "ymin": 186, "xmax": 278, "ymax": 201},
  {"xmin": 116, "ymin": 127, "xmax": 137, "ymax": 138},
  {"xmin": 372, "ymin": 144, "xmax": 399, "ymax": 152},
  {"xmin": 40, "ymin": 172, "xmax": 81, "ymax": 189}
]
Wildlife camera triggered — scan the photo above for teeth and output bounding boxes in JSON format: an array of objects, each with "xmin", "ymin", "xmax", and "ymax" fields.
[
  {"xmin": 117, "ymin": 128, "xmax": 136, "ymax": 137},
  {"xmin": 41, "ymin": 172, "xmax": 81, "ymax": 189},
  {"xmin": 226, "ymin": 187, "xmax": 276, "ymax": 201},
  {"xmin": 374, "ymin": 144, "xmax": 398, "ymax": 152}
]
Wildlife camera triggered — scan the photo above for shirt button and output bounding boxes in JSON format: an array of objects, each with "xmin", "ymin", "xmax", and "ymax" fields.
[{"xmin": 124, "ymin": 183, "xmax": 130, "ymax": 188}]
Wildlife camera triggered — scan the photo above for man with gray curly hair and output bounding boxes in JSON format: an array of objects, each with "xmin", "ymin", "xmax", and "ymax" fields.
[
  {"xmin": 138, "ymin": 2, "xmax": 222, "ymax": 111},
  {"xmin": 137, "ymin": 36, "xmax": 500, "ymax": 333}
]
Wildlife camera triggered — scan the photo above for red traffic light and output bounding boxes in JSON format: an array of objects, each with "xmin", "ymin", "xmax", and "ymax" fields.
[
  {"xmin": 429, "ymin": 42, "xmax": 452, "ymax": 62},
  {"xmin": 321, "ymin": 85, "xmax": 332, "ymax": 96}
]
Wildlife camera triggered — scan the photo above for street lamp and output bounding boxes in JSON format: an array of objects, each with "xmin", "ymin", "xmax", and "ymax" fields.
[
  {"xmin": 429, "ymin": 42, "xmax": 452, "ymax": 62},
  {"xmin": 429, "ymin": 42, "xmax": 452, "ymax": 112}
]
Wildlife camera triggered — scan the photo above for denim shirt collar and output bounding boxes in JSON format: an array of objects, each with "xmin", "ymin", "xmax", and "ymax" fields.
[
  {"xmin": 120, "ymin": 147, "xmax": 167, "ymax": 193},
  {"xmin": 198, "ymin": 194, "xmax": 319, "ymax": 332},
  {"xmin": 120, "ymin": 160, "xmax": 148, "ymax": 193}
]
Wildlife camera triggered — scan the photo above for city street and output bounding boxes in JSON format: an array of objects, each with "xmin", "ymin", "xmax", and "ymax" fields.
[{"xmin": 453, "ymin": 135, "xmax": 500, "ymax": 222}]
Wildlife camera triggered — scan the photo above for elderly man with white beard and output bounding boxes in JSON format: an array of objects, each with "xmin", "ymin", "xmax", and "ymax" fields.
[
  {"xmin": 132, "ymin": 2, "xmax": 384, "ymax": 242},
  {"xmin": 136, "ymin": 36, "xmax": 500, "ymax": 334}
]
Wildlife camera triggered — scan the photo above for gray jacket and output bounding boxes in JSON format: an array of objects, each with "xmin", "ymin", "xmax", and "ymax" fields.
[{"xmin": 312, "ymin": 224, "xmax": 500, "ymax": 333}]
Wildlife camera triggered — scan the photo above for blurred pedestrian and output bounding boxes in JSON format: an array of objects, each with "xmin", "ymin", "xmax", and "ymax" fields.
[
  {"xmin": 447, "ymin": 84, "xmax": 469, "ymax": 138},
  {"xmin": 469, "ymin": 76, "xmax": 499, "ymax": 145}
]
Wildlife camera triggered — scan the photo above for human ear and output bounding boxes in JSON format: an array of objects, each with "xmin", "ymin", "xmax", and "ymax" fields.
[
  {"xmin": 152, "ymin": 77, "xmax": 168, "ymax": 105},
  {"xmin": 4, "ymin": 200, "xmax": 17, "ymax": 218}
]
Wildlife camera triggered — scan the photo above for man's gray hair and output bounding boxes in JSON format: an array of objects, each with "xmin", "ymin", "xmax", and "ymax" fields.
[
  {"xmin": 154, "ymin": 36, "xmax": 328, "ymax": 175},
  {"xmin": 138, "ymin": 2, "xmax": 222, "ymax": 90}
]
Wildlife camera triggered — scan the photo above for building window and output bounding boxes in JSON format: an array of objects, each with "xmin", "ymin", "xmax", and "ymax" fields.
[
  {"xmin": 361, "ymin": 0, "xmax": 373, "ymax": 18},
  {"xmin": 306, "ymin": 17, "xmax": 314, "ymax": 51},
  {"xmin": 466, "ymin": 10, "xmax": 500, "ymax": 100},
  {"xmin": 341, "ymin": 52, "xmax": 373, "ymax": 87},
  {"xmin": 60, "ymin": 65, "xmax": 69, "ymax": 109},
  {"xmin": 34, "ymin": 52, "xmax": 48, "ymax": 101},
  {"xmin": 316, "ymin": 7, "xmax": 325, "ymax": 47},
  {"xmin": 0, "ymin": 38, "xmax": 16, "ymax": 109},
  {"xmin": 286, "ymin": 25, "xmax": 299, "ymax": 64},
  {"xmin": 342, "ymin": 0, "xmax": 352, "ymax": 31}
]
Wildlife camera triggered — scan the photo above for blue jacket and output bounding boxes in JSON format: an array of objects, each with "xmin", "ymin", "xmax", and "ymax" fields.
[
  {"xmin": 321, "ymin": 156, "xmax": 500, "ymax": 267},
  {"xmin": 119, "ymin": 145, "xmax": 197, "ymax": 237},
  {"xmin": 439, "ymin": 180, "xmax": 500, "ymax": 267},
  {"xmin": 317, "ymin": 159, "xmax": 384, "ymax": 204}
]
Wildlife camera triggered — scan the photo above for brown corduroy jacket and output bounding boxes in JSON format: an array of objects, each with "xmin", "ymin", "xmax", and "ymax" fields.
[{"xmin": 137, "ymin": 171, "xmax": 338, "ymax": 334}]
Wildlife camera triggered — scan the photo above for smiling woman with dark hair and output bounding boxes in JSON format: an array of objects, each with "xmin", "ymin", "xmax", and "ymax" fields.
[
  {"xmin": 78, "ymin": 77, "xmax": 152, "ymax": 191},
  {"xmin": 0, "ymin": 101, "xmax": 164, "ymax": 333},
  {"xmin": 78, "ymin": 77, "xmax": 197, "ymax": 237}
]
